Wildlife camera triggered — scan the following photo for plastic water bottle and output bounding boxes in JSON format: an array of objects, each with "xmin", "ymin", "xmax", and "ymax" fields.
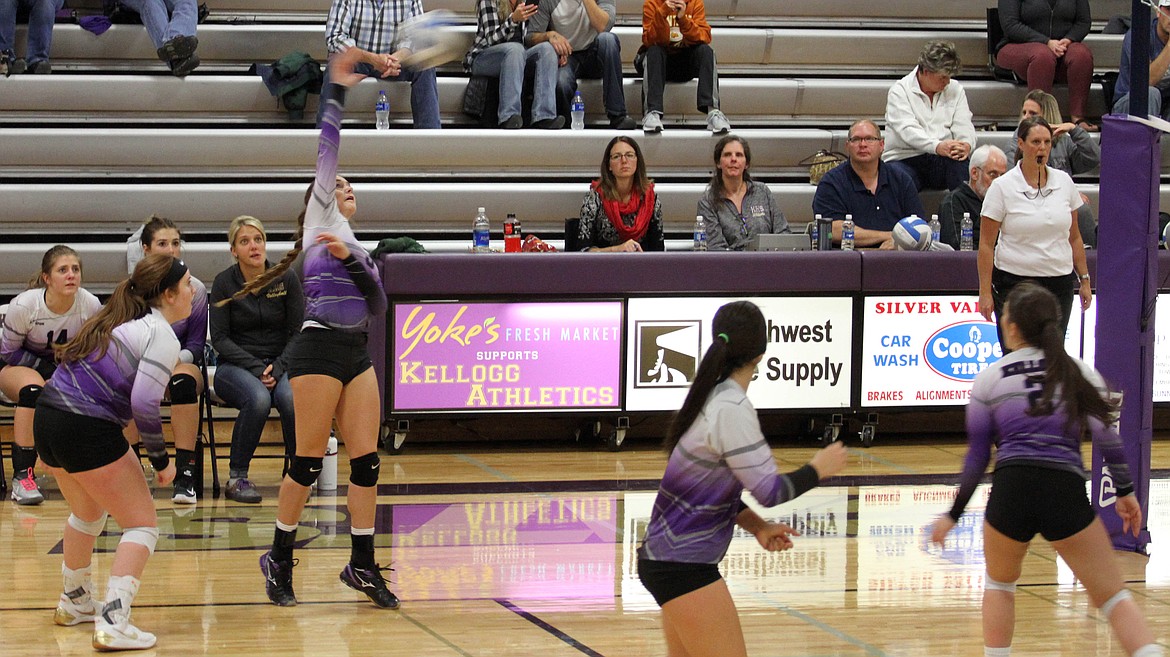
[
  {"xmin": 841, "ymin": 214, "xmax": 855, "ymax": 251},
  {"xmin": 375, "ymin": 90, "xmax": 390, "ymax": 130},
  {"xmin": 693, "ymin": 216, "xmax": 708, "ymax": 251},
  {"xmin": 571, "ymin": 91, "xmax": 585, "ymax": 130},
  {"xmin": 929, "ymin": 214, "xmax": 941, "ymax": 244},
  {"xmin": 319, "ymin": 433, "xmax": 338, "ymax": 491},
  {"xmin": 473, "ymin": 207, "xmax": 491, "ymax": 252},
  {"xmin": 960, "ymin": 212, "xmax": 974, "ymax": 251},
  {"xmin": 504, "ymin": 213, "xmax": 522, "ymax": 252},
  {"xmin": 810, "ymin": 213, "xmax": 821, "ymax": 251}
]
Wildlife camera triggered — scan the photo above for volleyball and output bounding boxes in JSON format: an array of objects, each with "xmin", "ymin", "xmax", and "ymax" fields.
[
  {"xmin": 398, "ymin": 10, "xmax": 466, "ymax": 71},
  {"xmin": 892, "ymin": 216, "xmax": 932, "ymax": 251}
]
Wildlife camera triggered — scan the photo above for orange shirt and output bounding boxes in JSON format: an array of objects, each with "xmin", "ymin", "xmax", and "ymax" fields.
[{"xmin": 641, "ymin": 0, "xmax": 711, "ymax": 48}]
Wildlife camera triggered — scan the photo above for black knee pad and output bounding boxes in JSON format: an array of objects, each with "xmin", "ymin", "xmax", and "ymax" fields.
[
  {"xmin": 349, "ymin": 452, "xmax": 380, "ymax": 488},
  {"xmin": 286, "ymin": 455, "xmax": 323, "ymax": 487},
  {"xmin": 17, "ymin": 384, "xmax": 43, "ymax": 408},
  {"xmin": 168, "ymin": 373, "xmax": 198, "ymax": 405}
]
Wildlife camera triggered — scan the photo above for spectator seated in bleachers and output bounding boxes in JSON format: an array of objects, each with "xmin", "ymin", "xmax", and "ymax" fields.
[
  {"xmin": 578, "ymin": 136, "xmax": 664, "ymax": 251},
  {"xmin": 994, "ymin": 0, "xmax": 1096, "ymax": 131},
  {"xmin": 937, "ymin": 144, "xmax": 1007, "ymax": 250},
  {"xmin": 813, "ymin": 119, "xmax": 925, "ymax": 249},
  {"xmin": 0, "ymin": 0, "xmax": 61, "ymax": 75},
  {"xmin": 526, "ymin": 0, "xmax": 635, "ymax": 129},
  {"xmin": 1004, "ymin": 89, "xmax": 1099, "ymax": 246},
  {"xmin": 119, "ymin": 0, "xmax": 200, "ymax": 76},
  {"xmin": 697, "ymin": 135, "xmax": 788, "ymax": 251},
  {"xmin": 464, "ymin": 0, "xmax": 564, "ymax": 129},
  {"xmin": 636, "ymin": 0, "xmax": 728, "ymax": 134},
  {"xmin": 319, "ymin": 0, "xmax": 441, "ymax": 129},
  {"xmin": 883, "ymin": 40, "xmax": 976, "ymax": 193},
  {"xmin": 1112, "ymin": 0, "xmax": 1170, "ymax": 121},
  {"xmin": 209, "ymin": 216, "xmax": 303, "ymax": 504}
]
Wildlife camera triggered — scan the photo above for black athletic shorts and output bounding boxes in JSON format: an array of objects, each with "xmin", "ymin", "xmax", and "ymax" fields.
[
  {"xmin": 285, "ymin": 327, "xmax": 372, "ymax": 384},
  {"xmin": 985, "ymin": 464, "xmax": 1096, "ymax": 543},
  {"xmin": 637, "ymin": 558, "xmax": 723, "ymax": 607},
  {"xmin": 33, "ymin": 402, "xmax": 129, "ymax": 473}
]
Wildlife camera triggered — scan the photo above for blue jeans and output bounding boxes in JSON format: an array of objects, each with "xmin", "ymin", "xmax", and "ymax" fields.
[
  {"xmin": 557, "ymin": 32, "xmax": 627, "ymax": 120},
  {"xmin": 212, "ymin": 362, "xmax": 295, "ymax": 478},
  {"xmin": 887, "ymin": 153, "xmax": 969, "ymax": 192},
  {"xmin": 471, "ymin": 41, "xmax": 559, "ymax": 124},
  {"xmin": 0, "ymin": 0, "xmax": 64, "ymax": 63},
  {"xmin": 117, "ymin": 0, "xmax": 198, "ymax": 50},
  {"xmin": 317, "ymin": 59, "xmax": 441, "ymax": 129},
  {"xmin": 1112, "ymin": 86, "xmax": 1170, "ymax": 121}
]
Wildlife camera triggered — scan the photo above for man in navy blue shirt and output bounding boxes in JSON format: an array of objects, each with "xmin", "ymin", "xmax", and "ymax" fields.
[
  {"xmin": 812, "ymin": 119, "xmax": 925, "ymax": 248},
  {"xmin": 1112, "ymin": 0, "xmax": 1170, "ymax": 120}
]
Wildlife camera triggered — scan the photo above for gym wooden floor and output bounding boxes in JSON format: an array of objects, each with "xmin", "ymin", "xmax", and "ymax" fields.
[{"xmin": 4, "ymin": 430, "xmax": 1170, "ymax": 657}]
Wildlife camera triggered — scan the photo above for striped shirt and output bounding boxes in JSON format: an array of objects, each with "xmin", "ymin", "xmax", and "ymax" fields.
[
  {"xmin": 639, "ymin": 378, "xmax": 814, "ymax": 564},
  {"xmin": 302, "ymin": 86, "xmax": 388, "ymax": 333},
  {"xmin": 464, "ymin": 0, "xmax": 523, "ymax": 71},
  {"xmin": 1, "ymin": 287, "xmax": 102, "ymax": 371},
  {"xmin": 949, "ymin": 346, "xmax": 1134, "ymax": 520},
  {"xmin": 326, "ymin": 0, "xmax": 424, "ymax": 55},
  {"xmin": 41, "ymin": 308, "xmax": 180, "ymax": 463}
]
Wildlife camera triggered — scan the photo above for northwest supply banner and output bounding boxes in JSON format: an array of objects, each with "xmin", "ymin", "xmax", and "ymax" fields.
[
  {"xmin": 860, "ymin": 295, "xmax": 1082, "ymax": 407},
  {"xmin": 624, "ymin": 297, "xmax": 853, "ymax": 411},
  {"xmin": 391, "ymin": 301, "xmax": 622, "ymax": 412}
]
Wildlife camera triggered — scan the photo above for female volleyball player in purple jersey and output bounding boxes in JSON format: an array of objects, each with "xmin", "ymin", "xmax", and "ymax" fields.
[
  {"xmin": 637, "ymin": 300, "xmax": 848, "ymax": 657},
  {"xmin": 34, "ymin": 254, "xmax": 191, "ymax": 651},
  {"xmin": 931, "ymin": 282, "xmax": 1163, "ymax": 657},
  {"xmin": 225, "ymin": 46, "xmax": 393, "ymax": 610},
  {"xmin": 1, "ymin": 245, "xmax": 101, "ymax": 505}
]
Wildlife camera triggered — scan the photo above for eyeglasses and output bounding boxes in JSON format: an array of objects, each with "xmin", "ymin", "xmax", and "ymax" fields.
[
  {"xmin": 847, "ymin": 136, "xmax": 882, "ymax": 144},
  {"xmin": 1022, "ymin": 187, "xmax": 1054, "ymax": 200},
  {"xmin": 610, "ymin": 152, "xmax": 638, "ymax": 162}
]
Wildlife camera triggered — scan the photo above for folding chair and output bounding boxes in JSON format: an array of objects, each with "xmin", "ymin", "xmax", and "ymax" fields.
[{"xmin": 197, "ymin": 344, "xmax": 223, "ymax": 498}]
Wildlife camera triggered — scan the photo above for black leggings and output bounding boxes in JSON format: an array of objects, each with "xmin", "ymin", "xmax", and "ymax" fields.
[{"xmin": 991, "ymin": 267, "xmax": 1077, "ymax": 350}]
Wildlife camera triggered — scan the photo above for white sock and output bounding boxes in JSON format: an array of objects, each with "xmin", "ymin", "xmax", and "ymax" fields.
[
  {"xmin": 984, "ymin": 647, "xmax": 1011, "ymax": 657},
  {"xmin": 1133, "ymin": 645, "xmax": 1165, "ymax": 657}
]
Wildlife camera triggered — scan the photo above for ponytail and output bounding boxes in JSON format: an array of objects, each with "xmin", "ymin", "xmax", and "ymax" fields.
[
  {"xmin": 663, "ymin": 301, "xmax": 767, "ymax": 452},
  {"xmin": 56, "ymin": 255, "xmax": 183, "ymax": 363},
  {"xmin": 1006, "ymin": 282, "xmax": 1116, "ymax": 433}
]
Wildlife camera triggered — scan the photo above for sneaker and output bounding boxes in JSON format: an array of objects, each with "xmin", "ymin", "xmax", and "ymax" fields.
[
  {"xmin": 260, "ymin": 552, "xmax": 297, "ymax": 606},
  {"xmin": 225, "ymin": 478, "xmax": 262, "ymax": 504},
  {"xmin": 340, "ymin": 562, "xmax": 399, "ymax": 609},
  {"xmin": 172, "ymin": 475, "xmax": 196, "ymax": 505},
  {"xmin": 642, "ymin": 111, "xmax": 663, "ymax": 133},
  {"xmin": 706, "ymin": 109, "xmax": 731, "ymax": 134},
  {"xmin": 169, "ymin": 54, "xmax": 200, "ymax": 78},
  {"xmin": 608, "ymin": 114, "xmax": 637, "ymax": 130},
  {"xmin": 12, "ymin": 468, "xmax": 44, "ymax": 506},
  {"xmin": 156, "ymin": 35, "xmax": 198, "ymax": 62},
  {"xmin": 93, "ymin": 617, "xmax": 156, "ymax": 651},
  {"xmin": 499, "ymin": 115, "xmax": 523, "ymax": 130},
  {"xmin": 531, "ymin": 116, "xmax": 565, "ymax": 130},
  {"xmin": 55, "ymin": 588, "xmax": 98, "ymax": 627},
  {"xmin": 27, "ymin": 60, "xmax": 51, "ymax": 74}
]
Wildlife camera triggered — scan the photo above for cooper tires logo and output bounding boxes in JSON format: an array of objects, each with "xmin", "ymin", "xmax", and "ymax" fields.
[{"xmin": 924, "ymin": 321, "xmax": 1002, "ymax": 382}]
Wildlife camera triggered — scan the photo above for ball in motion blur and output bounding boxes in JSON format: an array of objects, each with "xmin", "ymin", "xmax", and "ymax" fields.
[{"xmin": 399, "ymin": 10, "xmax": 466, "ymax": 70}]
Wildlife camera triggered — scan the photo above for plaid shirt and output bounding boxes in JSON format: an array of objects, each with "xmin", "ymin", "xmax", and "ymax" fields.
[
  {"xmin": 326, "ymin": 0, "xmax": 425, "ymax": 55},
  {"xmin": 463, "ymin": 0, "xmax": 523, "ymax": 71}
]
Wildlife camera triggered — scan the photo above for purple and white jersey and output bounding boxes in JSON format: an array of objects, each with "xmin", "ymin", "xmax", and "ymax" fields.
[
  {"xmin": 1, "ymin": 287, "xmax": 102, "ymax": 370},
  {"xmin": 301, "ymin": 88, "xmax": 387, "ymax": 333},
  {"xmin": 40, "ymin": 308, "xmax": 180, "ymax": 462},
  {"xmin": 950, "ymin": 346, "xmax": 1133, "ymax": 519},
  {"xmin": 169, "ymin": 275, "xmax": 207, "ymax": 363},
  {"xmin": 640, "ymin": 378, "xmax": 811, "ymax": 564}
]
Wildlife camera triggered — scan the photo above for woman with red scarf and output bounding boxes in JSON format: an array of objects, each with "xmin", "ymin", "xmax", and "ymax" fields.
[{"xmin": 577, "ymin": 136, "xmax": 665, "ymax": 252}]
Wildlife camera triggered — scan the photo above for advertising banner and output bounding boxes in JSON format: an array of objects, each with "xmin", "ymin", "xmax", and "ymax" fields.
[
  {"xmin": 1083, "ymin": 293, "xmax": 1170, "ymax": 402},
  {"xmin": 391, "ymin": 301, "xmax": 622, "ymax": 412},
  {"xmin": 860, "ymin": 295, "xmax": 1081, "ymax": 408},
  {"xmin": 624, "ymin": 297, "xmax": 853, "ymax": 411}
]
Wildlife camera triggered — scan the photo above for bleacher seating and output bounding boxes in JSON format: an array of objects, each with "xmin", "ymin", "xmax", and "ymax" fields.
[{"xmin": 0, "ymin": 0, "xmax": 1149, "ymax": 295}]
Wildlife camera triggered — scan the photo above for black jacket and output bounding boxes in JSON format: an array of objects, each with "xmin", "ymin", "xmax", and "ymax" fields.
[{"xmin": 209, "ymin": 263, "xmax": 304, "ymax": 381}]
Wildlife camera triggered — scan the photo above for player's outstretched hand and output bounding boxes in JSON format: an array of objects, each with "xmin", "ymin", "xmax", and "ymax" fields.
[
  {"xmin": 329, "ymin": 47, "xmax": 368, "ymax": 88},
  {"xmin": 810, "ymin": 441, "xmax": 847, "ymax": 480},
  {"xmin": 929, "ymin": 514, "xmax": 955, "ymax": 547},
  {"xmin": 754, "ymin": 522, "xmax": 800, "ymax": 552}
]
